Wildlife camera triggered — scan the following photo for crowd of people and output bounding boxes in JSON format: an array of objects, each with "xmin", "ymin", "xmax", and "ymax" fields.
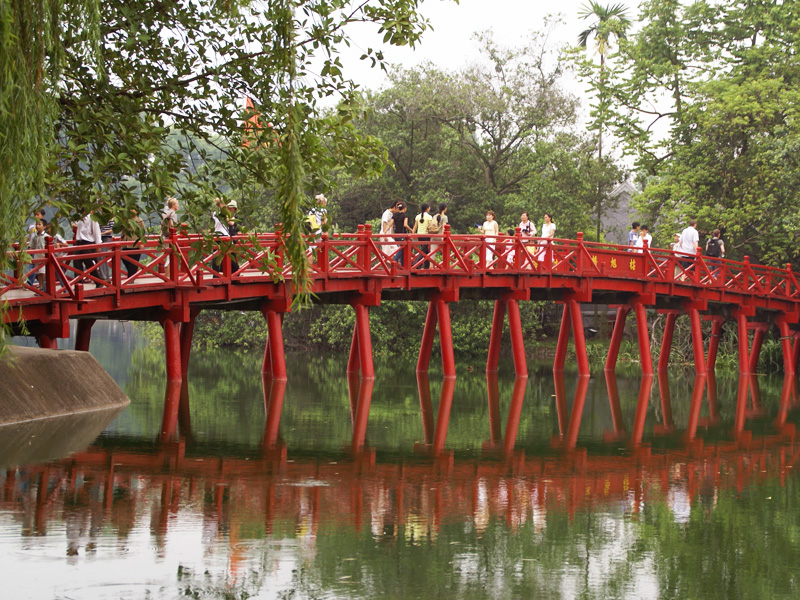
[{"xmin": 19, "ymin": 195, "xmax": 727, "ymax": 290}]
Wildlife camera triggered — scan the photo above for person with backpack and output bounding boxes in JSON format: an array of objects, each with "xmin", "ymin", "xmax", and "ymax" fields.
[
  {"xmin": 705, "ymin": 228, "xmax": 725, "ymax": 280},
  {"xmin": 705, "ymin": 229, "xmax": 725, "ymax": 258}
]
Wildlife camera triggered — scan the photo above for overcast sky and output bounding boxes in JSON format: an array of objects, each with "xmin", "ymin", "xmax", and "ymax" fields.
[{"xmin": 343, "ymin": 0, "xmax": 637, "ymax": 94}]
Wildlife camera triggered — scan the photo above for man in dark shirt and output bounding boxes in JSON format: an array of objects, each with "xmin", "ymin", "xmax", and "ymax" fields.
[{"xmin": 391, "ymin": 203, "xmax": 410, "ymax": 266}]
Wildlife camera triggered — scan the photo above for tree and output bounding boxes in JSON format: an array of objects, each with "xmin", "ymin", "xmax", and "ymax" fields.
[
  {"xmin": 0, "ymin": 0, "xmax": 444, "ymax": 351},
  {"xmin": 578, "ymin": 1, "xmax": 800, "ymax": 262},
  {"xmin": 576, "ymin": 1, "xmax": 631, "ymax": 242}
]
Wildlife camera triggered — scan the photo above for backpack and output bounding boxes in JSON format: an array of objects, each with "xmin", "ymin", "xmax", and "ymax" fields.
[
  {"xmin": 428, "ymin": 214, "xmax": 442, "ymax": 235},
  {"xmin": 706, "ymin": 237, "xmax": 722, "ymax": 258}
]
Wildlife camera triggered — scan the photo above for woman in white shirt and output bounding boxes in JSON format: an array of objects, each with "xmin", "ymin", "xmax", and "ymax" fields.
[
  {"xmin": 537, "ymin": 213, "xmax": 555, "ymax": 262},
  {"xmin": 479, "ymin": 210, "xmax": 499, "ymax": 265}
]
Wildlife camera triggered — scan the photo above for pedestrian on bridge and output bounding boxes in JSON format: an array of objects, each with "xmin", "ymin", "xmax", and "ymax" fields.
[
  {"xmin": 412, "ymin": 203, "xmax": 433, "ymax": 269},
  {"xmin": 479, "ymin": 210, "xmax": 499, "ymax": 266},
  {"xmin": 391, "ymin": 203, "xmax": 411, "ymax": 266},
  {"xmin": 429, "ymin": 203, "xmax": 448, "ymax": 262},
  {"xmin": 536, "ymin": 213, "xmax": 556, "ymax": 264},
  {"xmin": 73, "ymin": 211, "xmax": 102, "ymax": 283},
  {"xmin": 627, "ymin": 221, "xmax": 640, "ymax": 251},
  {"xmin": 677, "ymin": 219, "xmax": 699, "ymax": 280},
  {"xmin": 380, "ymin": 201, "xmax": 399, "ymax": 258}
]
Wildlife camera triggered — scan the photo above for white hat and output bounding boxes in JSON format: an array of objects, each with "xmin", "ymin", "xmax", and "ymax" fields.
[
  {"xmin": 314, "ymin": 194, "xmax": 327, "ymax": 203},
  {"xmin": 226, "ymin": 200, "xmax": 238, "ymax": 209}
]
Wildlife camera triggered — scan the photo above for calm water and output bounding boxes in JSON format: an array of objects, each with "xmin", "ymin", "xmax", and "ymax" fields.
[{"xmin": 2, "ymin": 322, "xmax": 800, "ymax": 599}]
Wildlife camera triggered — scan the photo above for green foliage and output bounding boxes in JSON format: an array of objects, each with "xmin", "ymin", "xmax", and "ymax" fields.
[
  {"xmin": 336, "ymin": 28, "xmax": 625, "ymax": 238},
  {"xmin": 0, "ymin": 0, "xmax": 443, "ymax": 352},
  {"xmin": 575, "ymin": 0, "xmax": 800, "ymax": 262}
]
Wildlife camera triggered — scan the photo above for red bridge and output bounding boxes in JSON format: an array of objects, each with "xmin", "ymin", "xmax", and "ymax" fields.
[{"xmin": 5, "ymin": 225, "xmax": 800, "ymax": 383}]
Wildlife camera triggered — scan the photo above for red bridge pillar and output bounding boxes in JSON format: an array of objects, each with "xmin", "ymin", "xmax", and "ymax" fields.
[
  {"xmin": 161, "ymin": 318, "xmax": 182, "ymax": 381},
  {"xmin": 261, "ymin": 302, "xmax": 289, "ymax": 381},
  {"xmin": 605, "ymin": 306, "xmax": 630, "ymax": 372},
  {"xmin": 657, "ymin": 311, "xmax": 680, "ymax": 372},
  {"xmin": 553, "ymin": 295, "xmax": 591, "ymax": 377},
  {"xmin": 348, "ymin": 294, "xmax": 379, "ymax": 380},
  {"xmin": 486, "ymin": 292, "xmax": 529, "ymax": 378},
  {"xmin": 704, "ymin": 316, "xmax": 725, "ymax": 373},
  {"xmin": 416, "ymin": 292, "xmax": 459, "ymax": 378},
  {"xmin": 683, "ymin": 301, "xmax": 708, "ymax": 376},
  {"xmin": 75, "ymin": 318, "xmax": 96, "ymax": 352}
]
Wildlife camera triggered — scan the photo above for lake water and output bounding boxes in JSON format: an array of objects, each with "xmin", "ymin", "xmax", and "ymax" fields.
[{"xmin": 2, "ymin": 322, "xmax": 799, "ymax": 599}]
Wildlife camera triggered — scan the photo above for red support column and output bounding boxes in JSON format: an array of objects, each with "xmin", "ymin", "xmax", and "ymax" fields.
[
  {"xmin": 432, "ymin": 377, "xmax": 456, "ymax": 455},
  {"xmin": 749, "ymin": 325, "xmax": 767, "ymax": 374},
  {"xmin": 705, "ymin": 317, "xmax": 724, "ymax": 373},
  {"xmin": 630, "ymin": 375, "xmax": 654, "ymax": 448},
  {"xmin": 656, "ymin": 370, "xmax": 675, "ymax": 433},
  {"xmin": 162, "ymin": 318, "xmax": 182, "ymax": 381},
  {"xmin": 416, "ymin": 301, "xmax": 438, "ymax": 373},
  {"xmin": 354, "ymin": 304, "xmax": 374, "ymax": 379},
  {"xmin": 160, "ymin": 381, "xmax": 182, "ymax": 442},
  {"xmin": 568, "ymin": 299, "xmax": 590, "ymax": 377},
  {"xmin": 685, "ymin": 375, "xmax": 708, "ymax": 441},
  {"xmin": 40, "ymin": 335, "xmax": 58, "ymax": 350},
  {"xmin": 553, "ymin": 304, "xmax": 571, "ymax": 373},
  {"xmin": 416, "ymin": 372, "xmax": 434, "ymax": 445},
  {"xmin": 792, "ymin": 333, "xmax": 800, "ymax": 375},
  {"xmin": 266, "ymin": 310, "xmax": 287, "ymax": 380},
  {"xmin": 733, "ymin": 374, "xmax": 749, "ymax": 436},
  {"xmin": 351, "ymin": 378, "xmax": 375, "ymax": 449},
  {"xmin": 502, "ymin": 376, "xmax": 528, "ymax": 456},
  {"xmin": 686, "ymin": 307, "xmax": 706, "ymax": 376},
  {"xmin": 179, "ymin": 311, "xmax": 198, "ymax": 378},
  {"xmin": 263, "ymin": 376, "xmax": 287, "ymax": 449},
  {"xmin": 605, "ymin": 306, "xmax": 630, "ymax": 372},
  {"xmin": 658, "ymin": 312, "xmax": 679, "ymax": 372},
  {"xmin": 604, "ymin": 370, "xmax": 625, "ymax": 438},
  {"xmin": 507, "ymin": 299, "xmax": 527, "ymax": 378},
  {"xmin": 75, "ymin": 319, "xmax": 96, "ymax": 352},
  {"xmin": 633, "ymin": 302, "xmax": 653, "ymax": 376},
  {"xmin": 736, "ymin": 311, "xmax": 750, "ymax": 374},
  {"xmin": 346, "ymin": 325, "xmax": 360, "ymax": 374},
  {"xmin": 436, "ymin": 300, "xmax": 456, "ymax": 378},
  {"xmin": 486, "ymin": 300, "xmax": 506, "ymax": 373},
  {"xmin": 565, "ymin": 376, "xmax": 591, "ymax": 449}
]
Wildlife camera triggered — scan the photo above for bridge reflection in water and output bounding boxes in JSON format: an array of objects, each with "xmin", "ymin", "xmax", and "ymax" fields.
[{"xmin": 2, "ymin": 369, "xmax": 799, "ymax": 598}]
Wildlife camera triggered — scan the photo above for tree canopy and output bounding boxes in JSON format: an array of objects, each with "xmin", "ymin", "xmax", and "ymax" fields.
[
  {"xmin": 576, "ymin": 0, "xmax": 800, "ymax": 264},
  {"xmin": 0, "ymin": 0, "xmax": 446, "ymax": 349}
]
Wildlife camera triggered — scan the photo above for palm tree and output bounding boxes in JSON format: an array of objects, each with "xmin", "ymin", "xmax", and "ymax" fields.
[
  {"xmin": 578, "ymin": 1, "xmax": 631, "ymax": 160},
  {"xmin": 579, "ymin": 2, "xmax": 631, "ymax": 332}
]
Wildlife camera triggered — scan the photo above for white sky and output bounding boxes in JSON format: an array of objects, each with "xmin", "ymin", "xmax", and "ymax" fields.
[{"xmin": 344, "ymin": 0, "xmax": 637, "ymax": 98}]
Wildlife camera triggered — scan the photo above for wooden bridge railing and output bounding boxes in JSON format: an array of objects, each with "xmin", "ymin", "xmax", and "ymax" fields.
[{"xmin": 3, "ymin": 225, "xmax": 799, "ymax": 308}]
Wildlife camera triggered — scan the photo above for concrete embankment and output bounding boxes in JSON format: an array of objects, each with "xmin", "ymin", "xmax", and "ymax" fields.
[{"xmin": 0, "ymin": 346, "xmax": 130, "ymax": 425}]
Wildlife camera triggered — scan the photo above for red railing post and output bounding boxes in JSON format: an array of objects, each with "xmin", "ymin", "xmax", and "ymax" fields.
[
  {"xmin": 112, "ymin": 243, "xmax": 122, "ymax": 290},
  {"xmin": 169, "ymin": 227, "xmax": 179, "ymax": 284},
  {"xmin": 576, "ymin": 232, "xmax": 584, "ymax": 272},
  {"xmin": 318, "ymin": 233, "xmax": 329, "ymax": 273},
  {"xmin": 361, "ymin": 224, "xmax": 372, "ymax": 273},
  {"xmin": 45, "ymin": 237, "xmax": 56, "ymax": 295},
  {"xmin": 442, "ymin": 224, "xmax": 451, "ymax": 272}
]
